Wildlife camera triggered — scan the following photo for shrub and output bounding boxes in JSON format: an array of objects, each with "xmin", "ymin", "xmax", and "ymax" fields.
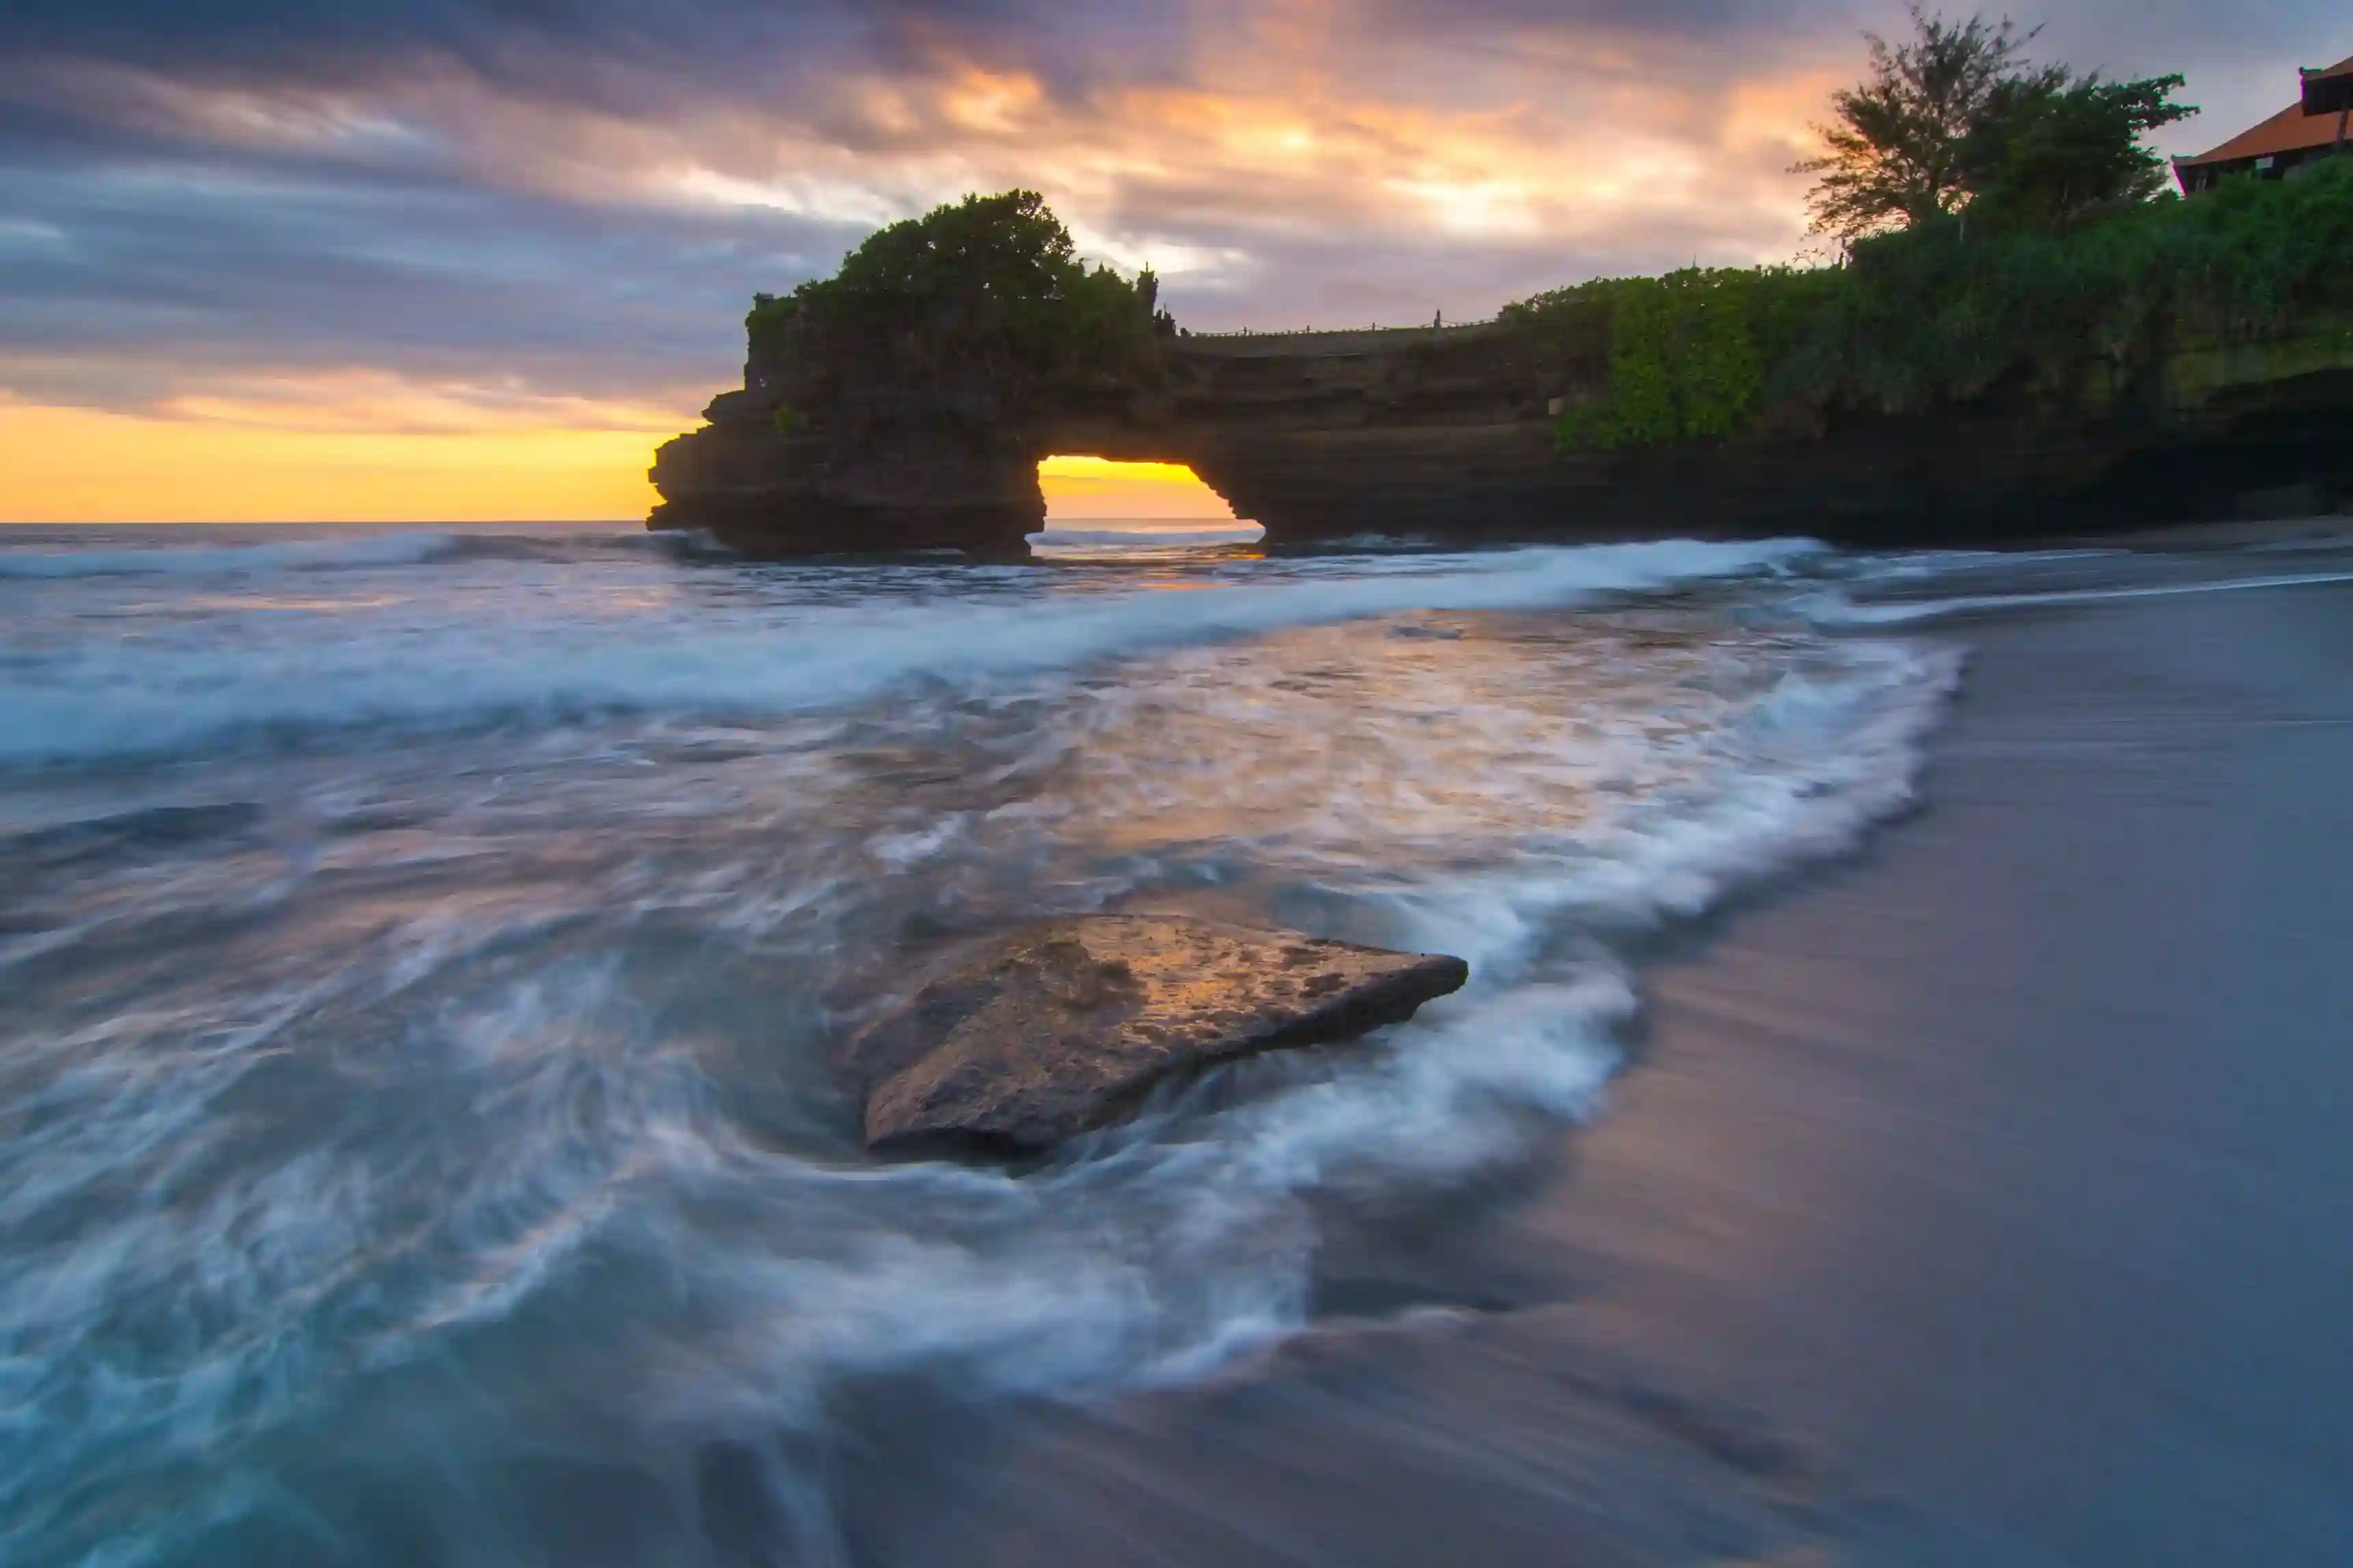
[
  {"xmin": 1512, "ymin": 159, "xmax": 2353, "ymax": 453},
  {"xmin": 745, "ymin": 191, "xmax": 1164, "ymax": 426}
]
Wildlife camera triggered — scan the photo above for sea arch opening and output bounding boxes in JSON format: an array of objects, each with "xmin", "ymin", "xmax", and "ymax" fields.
[{"xmin": 1034, "ymin": 455, "xmax": 1263, "ymax": 546}]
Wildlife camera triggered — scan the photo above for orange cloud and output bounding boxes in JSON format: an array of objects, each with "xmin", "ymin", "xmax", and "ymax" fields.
[
  {"xmin": 53, "ymin": 16, "xmax": 1828, "ymax": 278},
  {"xmin": 148, "ymin": 369, "xmax": 696, "ymax": 437},
  {"xmin": 1, "ymin": 4, "xmax": 1866, "ymax": 524}
]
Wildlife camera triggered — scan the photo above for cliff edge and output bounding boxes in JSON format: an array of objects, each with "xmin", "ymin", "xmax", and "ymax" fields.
[{"xmin": 650, "ymin": 182, "xmax": 2353, "ymax": 557}]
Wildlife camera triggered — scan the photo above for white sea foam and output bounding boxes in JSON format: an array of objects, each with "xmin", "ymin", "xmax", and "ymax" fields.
[
  {"xmin": 1028, "ymin": 524, "xmax": 1267, "ymax": 548},
  {"xmin": 595, "ymin": 628, "xmax": 1964, "ymax": 1451},
  {"xmin": 1811, "ymin": 566, "xmax": 2353, "ymax": 624},
  {"xmin": 0, "ymin": 527, "xmax": 475, "ymax": 579},
  {"xmin": 590, "ymin": 618, "xmax": 1962, "ymax": 1416},
  {"xmin": 0, "ymin": 537, "xmax": 1818, "ymax": 767},
  {"xmin": 0, "ymin": 525, "xmax": 691, "ymax": 581},
  {"xmin": 0, "ymin": 528, "xmax": 1971, "ymax": 1568}
]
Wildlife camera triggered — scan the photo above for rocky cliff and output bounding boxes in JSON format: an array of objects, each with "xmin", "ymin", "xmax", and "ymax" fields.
[{"xmin": 650, "ymin": 314, "xmax": 2353, "ymax": 556}]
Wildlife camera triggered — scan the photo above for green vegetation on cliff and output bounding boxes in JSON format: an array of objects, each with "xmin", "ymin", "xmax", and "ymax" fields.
[
  {"xmin": 1505, "ymin": 268, "xmax": 1829, "ymax": 451},
  {"xmin": 720, "ymin": 14, "xmax": 2348, "ymax": 474},
  {"xmin": 745, "ymin": 191, "xmax": 1166, "ymax": 431},
  {"xmin": 1508, "ymin": 162, "xmax": 2353, "ymax": 452},
  {"xmin": 1509, "ymin": 7, "xmax": 2350, "ymax": 453}
]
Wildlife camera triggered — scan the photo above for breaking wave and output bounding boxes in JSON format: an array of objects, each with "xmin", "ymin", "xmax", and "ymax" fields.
[
  {"xmin": 1028, "ymin": 524, "xmax": 1267, "ymax": 548},
  {"xmin": 1811, "ymin": 565, "xmax": 2353, "ymax": 624},
  {"xmin": 0, "ymin": 525, "xmax": 686, "ymax": 580},
  {"xmin": 0, "ymin": 537, "xmax": 1820, "ymax": 769},
  {"xmin": 0, "ymin": 522, "xmax": 1969, "ymax": 1568}
]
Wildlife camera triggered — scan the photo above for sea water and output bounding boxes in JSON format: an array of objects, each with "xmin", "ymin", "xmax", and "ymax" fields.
[{"xmin": 0, "ymin": 521, "xmax": 1969, "ymax": 1567}]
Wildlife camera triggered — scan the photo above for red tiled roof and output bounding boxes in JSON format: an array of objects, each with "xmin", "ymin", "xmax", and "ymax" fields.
[{"xmin": 2181, "ymin": 53, "xmax": 2353, "ymax": 166}]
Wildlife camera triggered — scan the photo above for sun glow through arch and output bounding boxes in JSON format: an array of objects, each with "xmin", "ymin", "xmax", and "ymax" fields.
[{"xmin": 1036, "ymin": 455, "xmax": 1244, "ymax": 524}]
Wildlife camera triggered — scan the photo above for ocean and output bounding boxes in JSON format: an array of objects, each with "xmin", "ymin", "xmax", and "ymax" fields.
[{"xmin": 5, "ymin": 520, "xmax": 2344, "ymax": 1567}]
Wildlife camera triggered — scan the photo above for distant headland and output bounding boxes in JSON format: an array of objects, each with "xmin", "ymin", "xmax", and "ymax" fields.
[{"xmin": 650, "ymin": 31, "xmax": 2353, "ymax": 557}]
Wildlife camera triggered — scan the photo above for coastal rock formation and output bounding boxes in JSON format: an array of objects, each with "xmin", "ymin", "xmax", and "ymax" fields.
[
  {"xmin": 651, "ymin": 318, "xmax": 2353, "ymax": 555},
  {"xmin": 843, "ymin": 916, "xmax": 1469, "ymax": 1154},
  {"xmin": 650, "ymin": 176, "xmax": 2353, "ymax": 555},
  {"xmin": 649, "ymin": 393, "xmax": 1044, "ymax": 557}
]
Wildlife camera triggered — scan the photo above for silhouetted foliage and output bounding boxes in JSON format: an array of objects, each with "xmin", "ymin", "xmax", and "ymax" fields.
[
  {"xmin": 1958, "ymin": 70, "xmax": 2198, "ymax": 232},
  {"xmin": 744, "ymin": 191, "xmax": 1163, "ymax": 427},
  {"xmin": 1508, "ymin": 160, "xmax": 2353, "ymax": 451},
  {"xmin": 1501, "ymin": 17, "xmax": 2293, "ymax": 452},
  {"xmin": 1796, "ymin": 8, "xmax": 2039, "ymax": 237},
  {"xmin": 1795, "ymin": 8, "xmax": 2196, "ymax": 241}
]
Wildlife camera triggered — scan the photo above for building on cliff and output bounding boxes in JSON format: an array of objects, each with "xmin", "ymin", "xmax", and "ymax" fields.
[{"xmin": 2174, "ymin": 54, "xmax": 2353, "ymax": 194}]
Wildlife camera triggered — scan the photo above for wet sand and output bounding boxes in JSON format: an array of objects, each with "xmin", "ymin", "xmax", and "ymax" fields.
[{"xmin": 844, "ymin": 563, "xmax": 2353, "ymax": 1566}]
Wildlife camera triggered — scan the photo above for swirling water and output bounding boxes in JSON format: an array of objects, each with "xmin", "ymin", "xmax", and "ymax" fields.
[{"xmin": 0, "ymin": 522, "xmax": 1965, "ymax": 1567}]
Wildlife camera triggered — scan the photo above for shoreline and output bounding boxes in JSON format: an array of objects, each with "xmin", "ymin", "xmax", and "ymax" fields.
[{"xmin": 834, "ymin": 549, "xmax": 2353, "ymax": 1567}]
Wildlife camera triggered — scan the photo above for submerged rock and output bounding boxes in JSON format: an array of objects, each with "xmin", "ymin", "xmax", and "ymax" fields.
[{"xmin": 845, "ymin": 916, "xmax": 1469, "ymax": 1154}]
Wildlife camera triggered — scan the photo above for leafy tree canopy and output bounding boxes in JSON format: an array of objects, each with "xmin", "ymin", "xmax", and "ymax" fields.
[
  {"xmin": 1797, "ymin": 8, "xmax": 2036, "ymax": 236},
  {"xmin": 1959, "ymin": 70, "xmax": 2198, "ymax": 231},
  {"xmin": 1510, "ymin": 158, "xmax": 2353, "ymax": 452},
  {"xmin": 1796, "ymin": 7, "xmax": 2196, "ymax": 239},
  {"xmin": 746, "ymin": 190, "xmax": 1167, "ymax": 403}
]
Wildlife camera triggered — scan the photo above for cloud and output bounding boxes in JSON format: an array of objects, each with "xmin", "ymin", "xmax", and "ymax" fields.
[
  {"xmin": 1, "ymin": 0, "xmax": 2343, "ymax": 440},
  {"xmin": 0, "ymin": 137, "xmax": 845, "ymax": 411}
]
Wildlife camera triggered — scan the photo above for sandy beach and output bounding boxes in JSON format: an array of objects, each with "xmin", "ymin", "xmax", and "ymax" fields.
[{"xmin": 845, "ymin": 546, "xmax": 2353, "ymax": 1568}]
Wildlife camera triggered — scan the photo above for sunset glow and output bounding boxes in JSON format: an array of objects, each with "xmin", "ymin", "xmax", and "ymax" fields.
[
  {"xmin": 1, "ymin": 1, "xmax": 2308, "ymax": 524},
  {"xmin": 1037, "ymin": 455, "xmax": 1239, "ymax": 522},
  {"xmin": 1, "ymin": 399, "xmax": 672, "ymax": 524}
]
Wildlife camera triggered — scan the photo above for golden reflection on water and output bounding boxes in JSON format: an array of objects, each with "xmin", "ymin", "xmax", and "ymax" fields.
[
  {"xmin": 587, "ymin": 589, "xmax": 685, "ymax": 613},
  {"xmin": 1030, "ymin": 548, "xmax": 1265, "ymax": 579},
  {"xmin": 1035, "ymin": 608, "xmax": 1778, "ymax": 864},
  {"xmin": 165, "ymin": 595, "xmax": 407, "ymax": 613}
]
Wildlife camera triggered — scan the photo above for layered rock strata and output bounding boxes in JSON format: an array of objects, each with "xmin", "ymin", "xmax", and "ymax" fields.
[{"xmin": 650, "ymin": 320, "xmax": 2353, "ymax": 555}]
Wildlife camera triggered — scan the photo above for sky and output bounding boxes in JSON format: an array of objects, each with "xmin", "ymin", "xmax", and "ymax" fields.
[{"xmin": 1, "ymin": 0, "xmax": 2342, "ymax": 524}]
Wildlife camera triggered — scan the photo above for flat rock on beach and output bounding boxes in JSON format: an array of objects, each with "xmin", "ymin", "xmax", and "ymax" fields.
[{"xmin": 845, "ymin": 916, "xmax": 1471, "ymax": 1153}]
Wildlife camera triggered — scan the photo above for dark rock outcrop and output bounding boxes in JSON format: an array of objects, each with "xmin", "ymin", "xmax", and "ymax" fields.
[
  {"xmin": 843, "ymin": 916, "xmax": 1469, "ymax": 1154},
  {"xmin": 649, "ymin": 398, "xmax": 1042, "ymax": 557},
  {"xmin": 650, "ymin": 317, "xmax": 2353, "ymax": 555}
]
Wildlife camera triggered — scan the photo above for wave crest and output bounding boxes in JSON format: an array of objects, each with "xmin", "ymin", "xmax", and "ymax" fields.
[
  {"xmin": 0, "ymin": 537, "xmax": 1820, "ymax": 769},
  {"xmin": 0, "ymin": 527, "xmax": 689, "ymax": 581}
]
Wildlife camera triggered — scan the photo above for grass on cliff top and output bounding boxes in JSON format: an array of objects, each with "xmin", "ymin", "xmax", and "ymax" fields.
[{"xmin": 1506, "ymin": 159, "xmax": 2353, "ymax": 452}]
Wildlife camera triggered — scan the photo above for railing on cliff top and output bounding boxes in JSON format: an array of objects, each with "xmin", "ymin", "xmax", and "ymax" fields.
[{"xmin": 1179, "ymin": 318, "xmax": 1499, "ymax": 338}]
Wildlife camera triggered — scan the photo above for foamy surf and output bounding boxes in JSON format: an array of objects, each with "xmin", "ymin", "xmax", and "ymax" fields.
[
  {"xmin": 0, "ymin": 535, "xmax": 1819, "ymax": 768},
  {"xmin": 0, "ymin": 526, "xmax": 487, "ymax": 579},
  {"xmin": 1814, "ymin": 565, "xmax": 2353, "ymax": 624},
  {"xmin": 0, "ymin": 524, "xmax": 692, "ymax": 581},
  {"xmin": 0, "ymin": 520, "xmax": 1971, "ymax": 1568},
  {"xmin": 1028, "ymin": 523, "xmax": 1268, "ymax": 548}
]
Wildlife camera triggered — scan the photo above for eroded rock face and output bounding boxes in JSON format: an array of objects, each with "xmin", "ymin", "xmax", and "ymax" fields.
[
  {"xmin": 649, "ymin": 320, "xmax": 2353, "ymax": 555},
  {"xmin": 844, "ymin": 916, "xmax": 1469, "ymax": 1154},
  {"xmin": 646, "ymin": 393, "xmax": 1044, "ymax": 556}
]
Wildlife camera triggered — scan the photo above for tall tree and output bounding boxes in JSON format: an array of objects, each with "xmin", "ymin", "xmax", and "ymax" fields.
[
  {"xmin": 1796, "ymin": 8, "xmax": 2037, "ymax": 238},
  {"xmin": 744, "ymin": 191, "xmax": 1165, "ymax": 429},
  {"xmin": 1958, "ymin": 70, "xmax": 2198, "ymax": 230}
]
